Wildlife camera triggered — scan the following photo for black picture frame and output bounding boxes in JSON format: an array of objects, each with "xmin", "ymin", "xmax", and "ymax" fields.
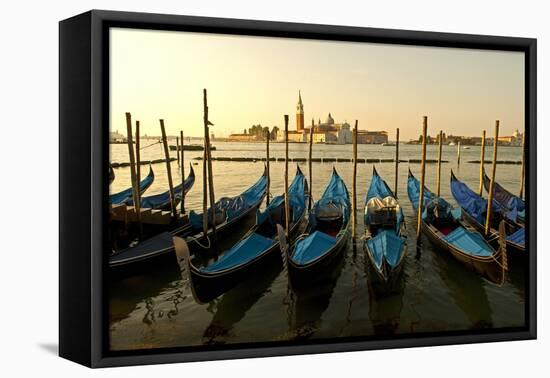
[{"xmin": 59, "ymin": 9, "xmax": 537, "ymax": 368}]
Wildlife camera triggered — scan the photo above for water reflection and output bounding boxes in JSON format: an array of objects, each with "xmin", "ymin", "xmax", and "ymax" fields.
[
  {"xmin": 202, "ymin": 259, "xmax": 283, "ymax": 344},
  {"xmin": 285, "ymin": 247, "xmax": 346, "ymax": 340},
  {"xmin": 109, "ymin": 142, "xmax": 527, "ymax": 351},
  {"xmin": 434, "ymin": 251, "xmax": 493, "ymax": 329}
]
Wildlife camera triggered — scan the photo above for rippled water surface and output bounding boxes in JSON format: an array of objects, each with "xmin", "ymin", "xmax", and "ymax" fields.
[{"xmin": 109, "ymin": 141, "xmax": 526, "ymax": 351}]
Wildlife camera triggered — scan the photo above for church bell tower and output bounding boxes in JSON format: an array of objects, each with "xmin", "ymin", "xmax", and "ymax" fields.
[{"xmin": 296, "ymin": 90, "xmax": 304, "ymax": 131}]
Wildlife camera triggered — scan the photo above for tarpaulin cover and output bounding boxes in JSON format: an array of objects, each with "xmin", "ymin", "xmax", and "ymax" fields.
[
  {"xmin": 365, "ymin": 230, "xmax": 406, "ymax": 269},
  {"xmin": 257, "ymin": 169, "xmax": 306, "ymax": 225},
  {"xmin": 291, "ymin": 169, "xmax": 349, "ymax": 265},
  {"xmin": 450, "ymin": 174, "xmax": 518, "ymax": 223},
  {"xmin": 199, "ymin": 169, "xmax": 307, "ymax": 273},
  {"xmin": 507, "ymin": 227, "xmax": 525, "ymax": 245},
  {"xmin": 200, "ymin": 232, "xmax": 273, "ymax": 273},
  {"xmin": 292, "ymin": 231, "xmax": 336, "ymax": 265},
  {"xmin": 442, "ymin": 227, "xmax": 494, "ymax": 257},
  {"xmin": 483, "ymin": 170, "xmax": 525, "ymax": 217},
  {"xmin": 189, "ymin": 169, "xmax": 267, "ymax": 230}
]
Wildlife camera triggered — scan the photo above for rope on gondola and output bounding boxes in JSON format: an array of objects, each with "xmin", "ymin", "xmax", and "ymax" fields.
[
  {"xmin": 186, "ymin": 234, "xmax": 211, "ymax": 250},
  {"xmin": 140, "ymin": 140, "xmax": 162, "ymax": 150}
]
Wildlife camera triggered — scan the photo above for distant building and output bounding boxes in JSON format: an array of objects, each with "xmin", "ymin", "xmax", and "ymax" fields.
[
  {"xmin": 109, "ymin": 130, "xmax": 125, "ymax": 143},
  {"xmin": 228, "ymin": 133, "xmax": 260, "ymax": 142},
  {"xmin": 276, "ymin": 92, "xmax": 353, "ymax": 143},
  {"xmin": 356, "ymin": 130, "xmax": 388, "ymax": 144},
  {"xmin": 296, "ymin": 90, "xmax": 305, "ymax": 132},
  {"xmin": 497, "ymin": 129, "xmax": 523, "ymax": 146}
]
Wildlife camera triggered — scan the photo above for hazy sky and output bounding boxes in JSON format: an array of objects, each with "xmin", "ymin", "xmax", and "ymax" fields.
[{"xmin": 110, "ymin": 28, "xmax": 524, "ymax": 140}]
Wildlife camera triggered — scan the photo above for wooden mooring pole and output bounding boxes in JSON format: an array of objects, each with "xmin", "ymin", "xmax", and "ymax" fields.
[
  {"xmin": 308, "ymin": 119, "xmax": 314, "ymax": 211},
  {"xmin": 351, "ymin": 120, "xmax": 358, "ymax": 239},
  {"xmin": 160, "ymin": 119, "xmax": 177, "ymax": 219},
  {"xmin": 135, "ymin": 121, "xmax": 141, "ymax": 192},
  {"xmin": 485, "ymin": 121, "xmax": 499, "ymax": 236},
  {"xmin": 180, "ymin": 130, "xmax": 185, "ymax": 214},
  {"xmin": 125, "ymin": 112, "xmax": 141, "ymax": 233},
  {"xmin": 457, "ymin": 141, "xmax": 461, "ymax": 167},
  {"xmin": 519, "ymin": 133, "xmax": 525, "ymax": 199},
  {"xmin": 394, "ymin": 128, "xmax": 400, "ymax": 198},
  {"xmin": 284, "ymin": 115, "xmax": 290, "ymax": 236},
  {"xmin": 416, "ymin": 116, "xmax": 428, "ymax": 240},
  {"xmin": 479, "ymin": 130, "xmax": 486, "ymax": 196},
  {"xmin": 176, "ymin": 136, "xmax": 180, "ymax": 166},
  {"xmin": 436, "ymin": 130, "xmax": 443, "ymax": 197},
  {"xmin": 266, "ymin": 128, "xmax": 270, "ymax": 206},
  {"xmin": 204, "ymin": 89, "xmax": 217, "ymax": 238}
]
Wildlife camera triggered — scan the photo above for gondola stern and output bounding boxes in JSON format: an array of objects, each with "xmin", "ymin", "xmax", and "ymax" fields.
[{"xmin": 172, "ymin": 236, "xmax": 205, "ymax": 305}]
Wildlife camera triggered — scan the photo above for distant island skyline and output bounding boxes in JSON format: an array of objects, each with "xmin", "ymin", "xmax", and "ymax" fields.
[{"xmin": 110, "ymin": 28, "xmax": 524, "ymax": 141}]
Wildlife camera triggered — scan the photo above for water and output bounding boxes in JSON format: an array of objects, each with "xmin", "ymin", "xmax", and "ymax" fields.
[{"xmin": 109, "ymin": 141, "xmax": 526, "ymax": 351}]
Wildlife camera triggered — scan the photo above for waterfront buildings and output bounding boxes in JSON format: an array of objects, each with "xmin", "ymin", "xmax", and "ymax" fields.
[{"xmin": 276, "ymin": 92, "xmax": 387, "ymax": 144}]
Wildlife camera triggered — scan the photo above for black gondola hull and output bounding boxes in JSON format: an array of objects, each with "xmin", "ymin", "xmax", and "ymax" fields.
[
  {"xmin": 187, "ymin": 215, "xmax": 306, "ymax": 303},
  {"xmin": 109, "ymin": 198, "xmax": 262, "ymax": 278}
]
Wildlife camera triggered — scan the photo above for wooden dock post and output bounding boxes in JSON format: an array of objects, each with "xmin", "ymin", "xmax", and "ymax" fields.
[
  {"xmin": 204, "ymin": 89, "xmax": 217, "ymax": 238},
  {"xmin": 351, "ymin": 120, "xmax": 358, "ymax": 239},
  {"xmin": 125, "ymin": 112, "xmax": 141, "ymax": 233},
  {"xmin": 457, "ymin": 141, "xmax": 461, "ymax": 167},
  {"xmin": 394, "ymin": 128, "xmax": 400, "ymax": 198},
  {"xmin": 284, "ymin": 115, "xmax": 290, "ymax": 236},
  {"xmin": 479, "ymin": 130, "xmax": 486, "ymax": 196},
  {"xmin": 519, "ymin": 133, "xmax": 525, "ymax": 199},
  {"xmin": 180, "ymin": 130, "xmax": 185, "ymax": 214},
  {"xmin": 485, "ymin": 121, "xmax": 499, "ymax": 236},
  {"xmin": 416, "ymin": 116, "xmax": 428, "ymax": 239},
  {"xmin": 308, "ymin": 119, "xmax": 314, "ymax": 210},
  {"xmin": 135, "ymin": 120, "xmax": 141, "ymax": 192},
  {"xmin": 202, "ymin": 102, "xmax": 208, "ymax": 237},
  {"xmin": 436, "ymin": 130, "xmax": 443, "ymax": 197},
  {"xmin": 176, "ymin": 136, "xmax": 180, "ymax": 166},
  {"xmin": 266, "ymin": 128, "xmax": 270, "ymax": 206},
  {"xmin": 160, "ymin": 119, "xmax": 177, "ymax": 219}
]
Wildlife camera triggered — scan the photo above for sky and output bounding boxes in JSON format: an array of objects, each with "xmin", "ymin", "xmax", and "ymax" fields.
[{"xmin": 110, "ymin": 28, "xmax": 524, "ymax": 141}]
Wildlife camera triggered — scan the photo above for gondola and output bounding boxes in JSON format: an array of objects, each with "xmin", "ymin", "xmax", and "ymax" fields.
[
  {"xmin": 363, "ymin": 167, "xmax": 407, "ymax": 285},
  {"xmin": 175, "ymin": 166, "xmax": 308, "ymax": 303},
  {"xmin": 283, "ymin": 167, "xmax": 350, "ymax": 285},
  {"xmin": 482, "ymin": 168, "xmax": 525, "ymax": 224},
  {"xmin": 109, "ymin": 166, "xmax": 155, "ymax": 205},
  {"xmin": 109, "ymin": 165, "xmax": 115, "ymax": 185},
  {"xmin": 407, "ymin": 170, "xmax": 505, "ymax": 284},
  {"xmin": 109, "ymin": 168, "xmax": 268, "ymax": 275},
  {"xmin": 126, "ymin": 164, "xmax": 195, "ymax": 211},
  {"xmin": 450, "ymin": 170, "xmax": 525, "ymax": 258}
]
